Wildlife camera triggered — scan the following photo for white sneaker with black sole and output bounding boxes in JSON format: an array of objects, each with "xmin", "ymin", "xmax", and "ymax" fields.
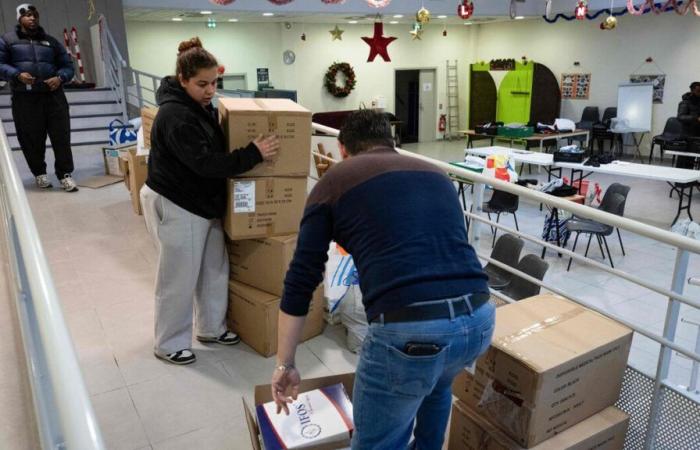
[
  {"xmin": 35, "ymin": 174, "xmax": 52, "ymax": 189},
  {"xmin": 196, "ymin": 330, "xmax": 241, "ymax": 346},
  {"xmin": 60, "ymin": 175, "xmax": 79, "ymax": 192},
  {"xmin": 155, "ymin": 349, "xmax": 196, "ymax": 365}
]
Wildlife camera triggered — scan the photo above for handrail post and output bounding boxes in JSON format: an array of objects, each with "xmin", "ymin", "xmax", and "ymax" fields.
[
  {"xmin": 134, "ymin": 72, "xmax": 143, "ymax": 110},
  {"xmin": 468, "ymin": 182, "xmax": 484, "ymax": 244},
  {"xmin": 644, "ymin": 248, "xmax": 689, "ymax": 449}
]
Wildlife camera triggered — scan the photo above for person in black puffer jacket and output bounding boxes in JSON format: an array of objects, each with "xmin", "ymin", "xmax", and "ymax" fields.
[
  {"xmin": 0, "ymin": 4, "xmax": 78, "ymax": 191},
  {"xmin": 675, "ymin": 82, "xmax": 700, "ymax": 168},
  {"xmin": 141, "ymin": 37, "xmax": 280, "ymax": 365}
]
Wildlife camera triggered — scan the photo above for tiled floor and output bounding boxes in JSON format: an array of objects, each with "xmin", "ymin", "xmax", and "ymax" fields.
[{"xmin": 3, "ymin": 139, "xmax": 700, "ymax": 449}]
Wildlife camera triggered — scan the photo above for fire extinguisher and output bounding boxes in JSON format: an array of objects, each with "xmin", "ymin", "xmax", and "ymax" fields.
[{"xmin": 438, "ymin": 114, "xmax": 447, "ymax": 133}]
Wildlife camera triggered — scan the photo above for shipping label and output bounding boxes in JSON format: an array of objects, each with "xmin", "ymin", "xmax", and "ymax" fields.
[{"xmin": 233, "ymin": 181, "xmax": 256, "ymax": 213}]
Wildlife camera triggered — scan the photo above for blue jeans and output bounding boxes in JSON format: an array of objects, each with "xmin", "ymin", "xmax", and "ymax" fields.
[{"xmin": 351, "ymin": 296, "xmax": 496, "ymax": 450}]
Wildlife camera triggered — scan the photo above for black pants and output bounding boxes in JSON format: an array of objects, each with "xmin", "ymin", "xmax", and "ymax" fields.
[{"xmin": 12, "ymin": 89, "xmax": 74, "ymax": 179}]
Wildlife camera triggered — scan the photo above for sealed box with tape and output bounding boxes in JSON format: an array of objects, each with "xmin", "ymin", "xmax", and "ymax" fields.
[{"xmin": 453, "ymin": 294, "xmax": 632, "ymax": 448}]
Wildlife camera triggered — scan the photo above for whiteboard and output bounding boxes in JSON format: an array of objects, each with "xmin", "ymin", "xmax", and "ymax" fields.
[{"xmin": 616, "ymin": 83, "xmax": 653, "ymax": 131}]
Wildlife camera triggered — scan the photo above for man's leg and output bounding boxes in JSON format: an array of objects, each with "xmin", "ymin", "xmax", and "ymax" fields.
[
  {"xmin": 45, "ymin": 89, "xmax": 74, "ymax": 179},
  {"xmin": 12, "ymin": 93, "xmax": 49, "ymax": 177}
]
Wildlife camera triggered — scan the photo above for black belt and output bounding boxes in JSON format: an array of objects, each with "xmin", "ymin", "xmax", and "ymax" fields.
[{"xmin": 370, "ymin": 293, "xmax": 490, "ymax": 324}]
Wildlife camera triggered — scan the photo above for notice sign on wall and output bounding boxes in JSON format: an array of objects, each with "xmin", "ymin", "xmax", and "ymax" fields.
[
  {"xmin": 257, "ymin": 68, "xmax": 270, "ymax": 89},
  {"xmin": 630, "ymin": 74, "xmax": 665, "ymax": 104},
  {"xmin": 561, "ymin": 73, "xmax": 591, "ymax": 100}
]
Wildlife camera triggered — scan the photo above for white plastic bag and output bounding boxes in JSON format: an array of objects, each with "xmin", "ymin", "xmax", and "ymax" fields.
[{"xmin": 324, "ymin": 243, "xmax": 356, "ymax": 324}]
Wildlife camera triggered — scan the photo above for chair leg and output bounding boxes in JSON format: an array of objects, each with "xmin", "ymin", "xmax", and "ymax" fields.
[
  {"xmin": 487, "ymin": 212, "xmax": 494, "ymax": 234},
  {"xmin": 616, "ymin": 228, "xmax": 626, "ymax": 256},
  {"xmin": 492, "ymin": 213, "xmax": 501, "ymax": 248},
  {"xmin": 649, "ymin": 143, "xmax": 654, "ymax": 164},
  {"xmin": 596, "ymin": 234, "xmax": 605, "ymax": 260},
  {"xmin": 602, "ymin": 236, "xmax": 614, "ymax": 269},
  {"xmin": 584, "ymin": 234, "xmax": 593, "ymax": 258},
  {"xmin": 513, "ymin": 213, "xmax": 520, "ymax": 231},
  {"xmin": 567, "ymin": 232, "xmax": 580, "ymax": 271}
]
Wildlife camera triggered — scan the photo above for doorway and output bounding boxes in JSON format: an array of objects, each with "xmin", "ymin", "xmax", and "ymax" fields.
[{"xmin": 395, "ymin": 69, "xmax": 437, "ymax": 144}]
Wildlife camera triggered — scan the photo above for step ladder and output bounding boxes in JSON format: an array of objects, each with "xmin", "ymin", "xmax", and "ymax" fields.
[{"xmin": 446, "ymin": 60, "xmax": 460, "ymax": 140}]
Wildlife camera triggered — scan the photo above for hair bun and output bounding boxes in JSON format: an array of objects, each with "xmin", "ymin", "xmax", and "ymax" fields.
[{"xmin": 178, "ymin": 37, "xmax": 203, "ymax": 54}]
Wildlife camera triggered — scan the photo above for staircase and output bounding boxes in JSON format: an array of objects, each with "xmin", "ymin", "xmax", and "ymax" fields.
[{"xmin": 0, "ymin": 87, "xmax": 128, "ymax": 150}]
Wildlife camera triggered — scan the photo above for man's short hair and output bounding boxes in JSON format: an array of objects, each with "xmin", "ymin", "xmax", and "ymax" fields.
[
  {"xmin": 338, "ymin": 110, "xmax": 395, "ymax": 155},
  {"xmin": 691, "ymin": 82, "xmax": 700, "ymax": 90}
]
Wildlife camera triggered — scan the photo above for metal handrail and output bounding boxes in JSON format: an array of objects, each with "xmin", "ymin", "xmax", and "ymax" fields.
[{"xmin": 0, "ymin": 124, "xmax": 105, "ymax": 448}]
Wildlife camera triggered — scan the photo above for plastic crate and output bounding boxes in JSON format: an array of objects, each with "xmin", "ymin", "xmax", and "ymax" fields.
[{"xmin": 497, "ymin": 126, "xmax": 534, "ymax": 138}]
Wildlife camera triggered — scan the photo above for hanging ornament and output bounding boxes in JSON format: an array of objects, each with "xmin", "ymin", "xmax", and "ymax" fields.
[
  {"xmin": 600, "ymin": 15, "xmax": 618, "ymax": 29},
  {"xmin": 209, "ymin": 0, "xmax": 235, "ymax": 4},
  {"xmin": 457, "ymin": 0, "xmax": 475, "ymax": 19},
  {"xmin": 329, "ymin": 25, "xmax": 344, "ymax": 40},
  {"xmin": 217, "ymin": 65, "xmax": 226, "ymax": 75},
  {"xmin": 442, "ymin": 23, "xmax": 448, "ymax": 37},
  {"xmin": 361, "ymin": 22, "xmax": 397, "ymax": 62},
  {"xmin": 545, "ymin": 0, "xmax": 553, "ymax": 20},
  {"xmin": 321, "ymin": 0, "xmax": 346, "ymax": 3},
  {"xmin": 416, "ymin": 6, "xmax": 431, "ymax": 24},
  {"xmin": 626, "ymin": 0, "xmax": 648, "ymax": 15},
  {"xmin": 301, "ymin": 32, "xmax": 307, "ymax": 41},
  {"xmin": 575, "ymin": 1, "xmax": 588, "ymax": 20},
  {"xmin": 410, "ymin": 22, "xmax": 424, "ymax": 40},
  {"xmin": 366, "ymin": 0, "xmax": 391, "ymax": 7},
  {"xmin": 267, "ymin": 0, "xmax": 294, "ymax": 4}
]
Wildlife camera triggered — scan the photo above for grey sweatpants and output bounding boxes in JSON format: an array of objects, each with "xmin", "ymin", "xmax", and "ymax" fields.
[{"xmin": 140, "ymin": 185, "xmax": 229, "ymax": 356}]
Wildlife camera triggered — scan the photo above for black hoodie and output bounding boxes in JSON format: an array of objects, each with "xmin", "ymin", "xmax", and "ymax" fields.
[
  {"xmin": 146, "ymin": 76, "xmax": 263, "ymax": 219},
  {"xmin": 678, "ymin": 92, "xmax": 700, "ymax": 137}
]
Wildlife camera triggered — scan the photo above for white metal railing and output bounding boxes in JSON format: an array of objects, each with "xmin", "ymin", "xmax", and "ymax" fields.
[
  {"xmin": 97, "ymin": 15, "xmax": 128, "ymax": 122},
  {"xmin": 311, "ymin": 121, "xmax": 699, "ymax": 448},
  {"xmin": 0, "ymin": 126, "xmax": 105, "ymax": 447}
]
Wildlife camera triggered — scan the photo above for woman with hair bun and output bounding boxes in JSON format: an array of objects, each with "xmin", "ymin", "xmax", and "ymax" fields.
[{"xmin": 140, "ymin": 37, "xmax": 280, "ymax": 365}]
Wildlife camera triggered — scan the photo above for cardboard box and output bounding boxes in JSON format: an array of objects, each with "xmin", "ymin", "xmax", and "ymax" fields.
[
  {"xmin": 448, "ymin": 400, "xmax": 628, "ymax": 450},
  {"xmin": 224, "ymin": 177, "xmax": 307, "ymax": 241},
  {"xmin": 141, "ymin": 107, "xmax": 158, "ymax": 150},
  {"xmin": 244, "ymin": 373, "xmax": 354, "ymax": 450},
  {"xmin": 453, "ymin": 294, "xmax": 632, "ymax": 448},
  {"xmin": 218, "ymin": 98, "xmax": 311, "ymax": 177},
  {"xmin": 227, "ymin": 281, "xmax": 325, "ymax": 357},
  {"xmin": 102, "ymin": 143, "xmax": 135, "ymax": 177},
  {"xmin": 228, "ymin": 234, "xmax": 297, "ymax": 296},
  {"xmin": 122, "ymin": 148, "xmax": 149, "ymax": 215}
]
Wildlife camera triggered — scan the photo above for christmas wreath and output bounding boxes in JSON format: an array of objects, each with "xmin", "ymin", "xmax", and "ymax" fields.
[{"xmin": 324, "ymin": 62, "xmax": 356, "ymax": 98}]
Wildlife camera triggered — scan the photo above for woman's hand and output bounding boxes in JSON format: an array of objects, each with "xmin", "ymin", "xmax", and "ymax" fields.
[{"xmin": 254, "ymin": 134, "xmax": 281, "ymax": 161}]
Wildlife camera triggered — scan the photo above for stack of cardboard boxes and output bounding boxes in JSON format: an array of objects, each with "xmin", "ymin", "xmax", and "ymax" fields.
[
  {"xmin": 220, "ymin": 98, "xmax": 325, "ymax": 357},
  {"xmin": 449, "ymin": 294, "xmax": 633, "ymax": 450}
]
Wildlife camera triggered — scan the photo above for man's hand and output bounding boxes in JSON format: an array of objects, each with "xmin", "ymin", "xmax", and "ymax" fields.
[
  {"xmin": 44, "ymin": 77, "xmax": 62, "ymax": 91},
  {"xmin": 253, "ymin": 134, "xmax": 281, "ymax": 161},
  {"xmin": 271, "ymin": 365, "xmax": 301, "ymax": 415},
  {"xmin": 17, "ymin": 72, "xmax": 35, "ymax": 85}
]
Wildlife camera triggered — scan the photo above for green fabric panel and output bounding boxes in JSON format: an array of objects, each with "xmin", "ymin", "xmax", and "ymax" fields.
[
  {"xmin": 471, "ymin": 62, "xmax": 490, "ymax": 72},
  {"xmin": 497, "ymin": 63, "xmax": 534, "ymax": 124}
]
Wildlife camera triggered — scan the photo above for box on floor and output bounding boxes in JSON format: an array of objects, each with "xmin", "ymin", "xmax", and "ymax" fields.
[
  {"xmin": 141, "ymin": 106, "xmax": 157, "ymax": 150},
  {"xmin": 453, "ymin": 294, "xmax": 632, "ymax": 448},
  {"xmin": 120, "ymin": 147, "xmax": 149, "ymax": 215},
  {"xmin": 244, "ymin": 373, "xmax": 354, "ymax": 450},
  {"xmin": 224, "ymin": 176, "xmax": 308, "ymax": 240},
  {"xmin": 218, "ymin": 98, "xmax": 311, "ymax": 178},
  {"xmin": 102, "ymin": 143, "xmax": 135, "ymax": 177},
  {"xmin": 448, "ymin": 400, "xmax": 628, "ymax": 450},
  {"xmin": 227, "ymin": 280, "xmax": 325, "ymax": 357},
  {"xmin": 227, "ymin": 234, "xmax": 297, "ymax": 296}
]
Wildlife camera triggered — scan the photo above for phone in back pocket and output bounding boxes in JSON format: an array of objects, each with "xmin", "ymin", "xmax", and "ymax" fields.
[{"xmin": 404, "ymin": 342, "xmax": 441, "ymax": 356}]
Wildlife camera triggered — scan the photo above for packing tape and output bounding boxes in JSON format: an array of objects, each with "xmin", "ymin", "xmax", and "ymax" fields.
[{"xmin": 496, "ymin": 306, "xmax": 586, "ymax": 348}]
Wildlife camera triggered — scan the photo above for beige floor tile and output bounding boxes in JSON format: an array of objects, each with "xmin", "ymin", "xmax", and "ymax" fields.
[
  {"xmin": 151, "ymin": 419, "xmax": 252, "ymax": 450},
  {"xmin": 91, "ymin": 388, "xmax": 150, "ymax": 450},
  {"xmin": 0, "ymin": 383, "xmax": 38, "ymax": 450}
]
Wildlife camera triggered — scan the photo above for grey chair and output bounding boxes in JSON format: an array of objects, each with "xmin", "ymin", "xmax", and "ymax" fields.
[
  {"xmin": 501, "ymin": 254, "xmax": 550, "ymax": 301},
  {"xmin": 567, "ymin": 193, "xmax": 626, "ymax": 271},
  {"xmin": 602, "ymin": 183, "xmax": 631, "ymax": 255},
  {"xmin": 574, "ymin": 106, "xmax": 600, "ymax": 149},
  {"xmin": 483, "ymin": 190, "xmax": 520, "ymax": 247},
  {"xmin": 650, "ymin": 117, "xmax": 685, "ymax": 164},
  {"xmin": 484, "ymin": 234, "xmax": 525, "ymax": 290},
  {"xmin": 592, "ymin": 107, "xmax": 621, "ymax": 154}
]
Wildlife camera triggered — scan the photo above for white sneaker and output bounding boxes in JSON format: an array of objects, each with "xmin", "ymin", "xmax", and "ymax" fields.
[
  {"xmin": 60, "ymin": 175, "xmax": 79, "ymax": 193},
  {"xmin": 35, "ymin": 174, "xmax": 52, "ymax": 189}
]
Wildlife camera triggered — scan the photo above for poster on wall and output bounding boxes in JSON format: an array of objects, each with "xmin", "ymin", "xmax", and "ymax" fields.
[
  {"xmin": 561, "ymin": 73, "xmax": 591, "ymax": 100},
  {"xmin": 629, "ymin": 74, "xmax": 665, "ymax": 104}
]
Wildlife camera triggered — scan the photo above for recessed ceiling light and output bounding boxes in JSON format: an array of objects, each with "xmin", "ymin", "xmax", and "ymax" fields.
[
  {"xmin": 228, "ymin": 18, "xmax": 238, "ymax": 22},
  {"xmin": 200, "ymin": 11, "xmax": 212, "ymax": 15},
  {"xmin": 464, "ymin": 22, "xmax": 473, "ymax": 25},
  {"xmin": 515, "ymin": 16, "xmax": 525, "ymax": 20},
  {"xmin": 172, "ymin": 17, "xmax": 183, "ymax": 22},
  {"xmin": 263, "ymin": 12, "xmax": 274, "ymax": 17},
  {"xmin": 389, "ymin": 21, "xmax": 399, "ymax": 24},
  {"xmin": 393, "ymin": 14, "xmax": 403, "ymax": 18},
  {"xmin": 437, "ymin": 15, "xmax": 447, "ymax": 19},
  {"xmin": 348, "ymin": 20, "xmax": 358, "ymax": 24}
]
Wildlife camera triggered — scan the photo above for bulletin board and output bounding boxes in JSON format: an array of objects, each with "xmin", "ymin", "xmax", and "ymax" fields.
[{"xmin": 561, "ymin": 73, "xmax": 591, "ymax": 100}]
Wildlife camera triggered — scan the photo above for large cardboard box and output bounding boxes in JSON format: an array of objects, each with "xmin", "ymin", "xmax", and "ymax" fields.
[
  {"xmin": 227, "ymin": 281, "xmax": 325, "ymax": 357},
  {"xmin": 122, "ymin": 148, "xmax": 149, "ymax": 215},
  {"xmin": 141, "ymin": 107, "xmax": 158, "ymax": 150},
  {"xmin": 448, "ymin": 400, "xmax": 628, "ymax": 450},
  {"xmin": 218, "ymin": 98, "xmax": 311, "ymax": 177},
  {"xmin": 453, "ymin": 294, "xmax": 632, "ymax": 448},
  {"xmin": 228, "ymin": 234, "xmax": 297, "ymax": 296},
  {"xmin": 244, "ymin": 373, "xmax": 354, "ymax": 450},
  {"xmin": 224, "ymin": 177, "xmax": 307, "ymax": 240},
  {"xmin": 102, "ymin": 143, "xmax": 135, "ymax": 177}
]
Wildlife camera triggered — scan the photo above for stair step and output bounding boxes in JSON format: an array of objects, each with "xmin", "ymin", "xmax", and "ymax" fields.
[
  {"xmin": 2, "ymin": 114, "xmax": 125, "ymax": 135},
  {"xmin": 0, "ymin": 87, "xmax": 115, "ymax": 106},
  {"xmin": 7, "ymin": 128, "xmax": 112, "ymax": 149},
  {"xmin": 0, "ymin": 102, "xmax": 123, "ymax": 120}
]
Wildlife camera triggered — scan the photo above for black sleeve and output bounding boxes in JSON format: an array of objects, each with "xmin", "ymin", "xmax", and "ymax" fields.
[
  {"xmin": 678, "ymin": 101, "xmax": 697, "ymax": 125},
  {"xmin": 165, "ymin": 122, "xmax": 263, "ymax": 178},
  {"xmin": 0, "ymin": 37, "xmax": 19, "ymax": 81}
]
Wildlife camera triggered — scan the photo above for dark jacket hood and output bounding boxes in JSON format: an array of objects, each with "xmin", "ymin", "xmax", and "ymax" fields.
[{"xmin": 156, "ymin": 76, "xmax": 194, "ymax": 107}]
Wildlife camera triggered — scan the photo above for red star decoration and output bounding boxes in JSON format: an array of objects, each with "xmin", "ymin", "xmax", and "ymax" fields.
[{"xmin": 361, "ymin": 22, "xmax": 396, "ymax": 62}]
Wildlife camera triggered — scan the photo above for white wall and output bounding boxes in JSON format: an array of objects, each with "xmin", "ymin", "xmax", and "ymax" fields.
[
  {"xmin": 474, "ymin": 13, "xmax": 700, "ymax": 153},
  {"xmin": 126, "ymin": 13, "xmax": 700, "ymax": 150}
]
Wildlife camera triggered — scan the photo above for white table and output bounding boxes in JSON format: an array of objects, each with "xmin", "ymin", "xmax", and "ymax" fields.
[
  {"xmin": 555, "ymin": 160, "xmax": 700, "ymax": 224},
  {"xmin": 465, "ymin": 146, "xmax": 554, "ymax": 166},
  {"xmin": 524, "ymin": 130, "xmax": 590, "ymax": 153},
  {"xmin": 664, "ymin": 150, "xmax": 700, "ymax": 170}
]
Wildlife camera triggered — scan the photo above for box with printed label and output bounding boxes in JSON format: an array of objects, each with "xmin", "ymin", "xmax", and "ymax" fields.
[
  {"xmin": 102, "ymin": 143, "xmax": 135, "ymax": 177},
  {"xmin": 141, "ymin": 107, "xmax": 158, "ymax": 150},
  {"xmin": 218, "ymin": 98, "xmax": 311, "ymax": 177},
  {"xmin": 226, "ymin": 281, "xmax": 324, "ymax": 357},
  {"xmin": 447, "ymin": 400, "xmax": 628, "ymax": 450},
  {"xmin": 225, "ymin": 177, "xmax": 307, "ymax": 241},
  {"xmin": 227, "ymin": 234, "xmax": 297, "ymax": 296},
  {"xmin": 244, "ymin": 373, "xmax": 354, "ymax": 450},
  {"xmin": 453, "ymin": 294, "xmax": 632, "ymax": 448}
]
